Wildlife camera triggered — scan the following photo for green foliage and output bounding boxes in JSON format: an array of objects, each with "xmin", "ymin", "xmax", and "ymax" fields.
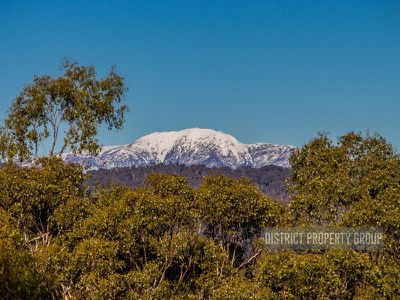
[
  {"xmin": 86, "ymin": 163, "xmax": 290, "ymax": 201},
  {"xmin": 1, "ymin": 131, "xmax": 400, "ymax": 299},
  {"xmin": 198, "ymin": 175, "xmax": 281, "ymax": 232},
  {"xmin": 197, "ymin": 175, "xmax": 282, "ymax": 268},
  {"xmin": 210, "ymin": 276, "xmax": 273, "ymax": 299},
  {"xmin": 0, "ymin": 157, "xmax": 84, "ymax": 239},
  {"xmin": 0, "ymin": 208, "xmax": 57, "ymax": 299},
  {"xmin": 256, "ymin": 249, "xmax": 400, "ymax": 299},
  {"xmin": 0, "ymin": 59, "xmax": 128, "ymax": 161},
  {"xmin": 287, "ymin": 132, "xmax": 400, "ymax": 225},
  {"xmin": 283, "ymin": 131, "xmax": 400, "ymax": 298},
  {"xmin": 256, "ymin": 250, "xmax": 374, "ymax": 299}
]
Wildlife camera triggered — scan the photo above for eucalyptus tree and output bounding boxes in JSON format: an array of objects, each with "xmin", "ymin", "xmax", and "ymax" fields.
[{"xmin": 0, "ymin": 59, "xmax": 128, "ymax": 162}]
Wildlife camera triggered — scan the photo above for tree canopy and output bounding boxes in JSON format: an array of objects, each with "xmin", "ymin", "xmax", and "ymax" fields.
[
  {"xmin": 0, "ymin": 59, "xmax": 128, "ymax": 162},
  {"xmin": 1, "ymin": 131, "xmax": 400, "ymax": 299}
]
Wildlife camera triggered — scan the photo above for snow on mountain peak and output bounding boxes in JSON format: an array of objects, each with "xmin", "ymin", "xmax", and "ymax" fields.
[{"xmin": 63, "ymin": 128, "xmax": 295, "ymax": 170}]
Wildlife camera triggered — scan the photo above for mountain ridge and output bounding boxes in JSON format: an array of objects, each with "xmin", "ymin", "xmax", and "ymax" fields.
[{"xmin": 63, "ymin": 128, "xmax": 295, "ymax": 170}]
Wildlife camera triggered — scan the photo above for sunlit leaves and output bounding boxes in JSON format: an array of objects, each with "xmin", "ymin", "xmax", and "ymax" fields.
[
  {"xmin": 287, "ymin": 132, "xmax": 400, "ymax": 225},
  {"xmin": 1, "ymin": 131, "xmax": 400, "ymax": 299},
  {"xmin": 0, "ymin": 59, "xmax": 128, "ymax": 162}
]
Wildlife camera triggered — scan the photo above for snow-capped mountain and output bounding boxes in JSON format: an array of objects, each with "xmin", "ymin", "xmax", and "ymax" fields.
[{"xmin": 63, "ymin": 128, "xmax": 295, "ymax": 170}]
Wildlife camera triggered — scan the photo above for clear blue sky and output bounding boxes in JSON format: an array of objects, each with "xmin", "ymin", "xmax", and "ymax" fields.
[{"xmin": 1, "ymin": 0, "xmax": 399, "ymax": 149}]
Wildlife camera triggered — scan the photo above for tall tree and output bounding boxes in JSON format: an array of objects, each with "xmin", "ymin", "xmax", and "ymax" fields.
[
  {"xmin": 0, "ymin": 59, "xmax": 128, "ymax": 162},
  {"xmin": 287, "ymin": 132, "xmax": 400, "ymax": 225}
]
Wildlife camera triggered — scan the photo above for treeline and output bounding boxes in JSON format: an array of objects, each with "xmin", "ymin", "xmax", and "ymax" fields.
[
  {"xmin": 85, "ymin": 164, "xmax": 290, "ymax": 202},
  {"xmin": 1, "ymin": 132, "xmax": 400, "ymax": 299}
]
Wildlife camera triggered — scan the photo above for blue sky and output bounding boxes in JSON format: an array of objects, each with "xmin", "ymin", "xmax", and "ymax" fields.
[{"xmin": 1, "ymin": 0, "xmax": 399, "ymax": 149}]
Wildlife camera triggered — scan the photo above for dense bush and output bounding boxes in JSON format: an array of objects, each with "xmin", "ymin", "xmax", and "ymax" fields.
[{"xmin": 1, "ymin": 132, "xmax": 399, "ymax": 299}]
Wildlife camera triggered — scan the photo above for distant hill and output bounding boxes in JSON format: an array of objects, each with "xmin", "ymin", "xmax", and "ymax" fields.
[
  {"xmin": 64, "ymin": 128, "xmax": 295, "ymax": 170},
  {"xmin": 85, "ymin": 164, "xmax": 291, "ymax": 202}
]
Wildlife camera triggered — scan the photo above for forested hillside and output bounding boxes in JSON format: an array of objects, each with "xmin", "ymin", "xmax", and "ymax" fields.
[{"xmin": 85, "ymin": 164, "xmax": 290, "ymax": 202}]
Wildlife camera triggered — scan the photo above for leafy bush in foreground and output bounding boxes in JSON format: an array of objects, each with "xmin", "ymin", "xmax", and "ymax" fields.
[{"xmin": 1, "ymin": 132, "xmax": 400, "ymax": 299}]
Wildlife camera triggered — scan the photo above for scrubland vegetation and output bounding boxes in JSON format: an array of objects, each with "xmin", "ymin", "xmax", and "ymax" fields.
[
  {"xmin": 1, "ymin": 62, "xmax": 399, "ymax": 299},
  {"xmin": 1, "ymin": 132, "xmax": 400, "ymax": 299}
]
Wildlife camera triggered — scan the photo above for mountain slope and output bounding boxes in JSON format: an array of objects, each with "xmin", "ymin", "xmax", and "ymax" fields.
[
  {"xmin": 86, "ymin": 164, "xmax": 291, "ymax": 202},
  {"xmin": 63, "ymin": 128, "xmax": 295, "ymax": 170}
]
